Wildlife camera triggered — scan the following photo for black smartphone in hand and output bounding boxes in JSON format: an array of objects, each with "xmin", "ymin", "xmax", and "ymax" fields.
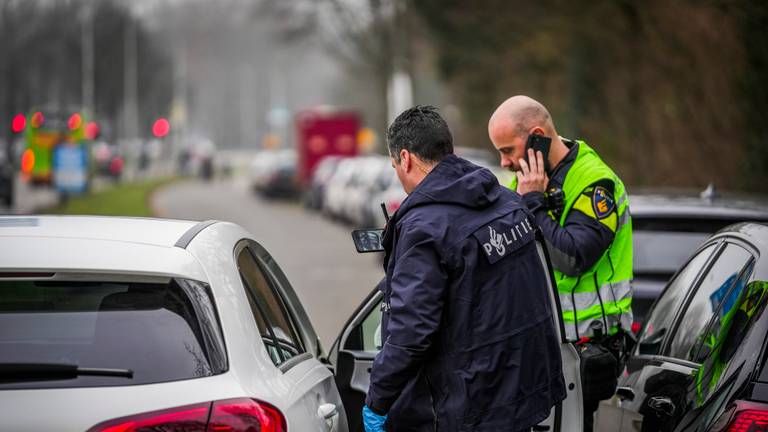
[{"xmin": 525, "ymin": 134, "xmax": 552, "ymax": 173}]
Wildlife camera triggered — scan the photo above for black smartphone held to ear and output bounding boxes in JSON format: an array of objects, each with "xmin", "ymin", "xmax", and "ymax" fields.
[{"xmin": 525, "ymin": 134, "xmax": 552, "ymax": 173}]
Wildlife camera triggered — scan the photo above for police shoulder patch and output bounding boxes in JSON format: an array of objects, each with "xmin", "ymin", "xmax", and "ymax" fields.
[{"xmin": 592, "ymin": 186, "xmax": 616, "ymax": 219}]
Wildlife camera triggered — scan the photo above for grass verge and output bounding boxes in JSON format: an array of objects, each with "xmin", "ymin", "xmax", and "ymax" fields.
[{"xmin": 43, "ymin": 178, "xmax": 177, "ymax": 217}]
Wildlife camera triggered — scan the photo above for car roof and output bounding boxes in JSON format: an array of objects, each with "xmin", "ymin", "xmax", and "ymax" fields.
[
  {"xmin": 0, "ymin": 216, "xmax": 210, "ymax": 280},
  {"xmin": 629, "ymin": 192, "xmax": 768, "ymax": 220},
  {"xmin": 717, "ymin": 222, "xmax": 768, "ymax": 247},
  {"xmin": 0, "ymin": 215, "xmax": 199, "ymax": 246},
  {"xmin": 710, "ymin": 222, "xmax": 768, "ymax": 279}
]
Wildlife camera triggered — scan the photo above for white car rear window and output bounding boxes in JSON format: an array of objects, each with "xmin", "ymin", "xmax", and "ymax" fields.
[{"xmin": 0, "ymin": 278, "xmax": 226, "ymax": 389}]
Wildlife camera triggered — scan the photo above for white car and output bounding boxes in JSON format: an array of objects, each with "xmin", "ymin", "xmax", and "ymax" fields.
[
  {"xmin": 367, "ymin": 169, "xmax": 406, "ymax": 228},
  {"xmin": 0, "ymin": 216, "xmax": 583, "ymax": 431},
  {"xmin": 0, "ymin": 216, "xmax": 346, "ymax": 432},
  {"xmin": 341, "ymin": 156, "xmax": 390, "ymax": 226}
]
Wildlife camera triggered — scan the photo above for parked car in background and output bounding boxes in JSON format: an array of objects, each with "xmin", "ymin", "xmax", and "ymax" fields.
[
  {"xmin": 342, "ymin": 156, "xmax": 390, "ymax": 227},
  {"xmin": 629, "ymin": 191, "xmax": 768, "ymax": 325},
  {"xmin": 596, "ymin": 222, "xmax": 768, "ymax": 432},
  {"xmin": 249, "ymin": 149, "xmax": 298, "ymax": 199},
  {"xmin": 305, "ymin": 155, "xmax": 341, "ymax": 210},
  {"xmin": 454, "ymin": 146, "xmax": 495, "ymax": 168},
  {"xmin": 362, "ymin": 151, "xmax": 504, "ymax": 229},
  {"xmin": 0, "ymin": 147, "xmax": 14, "ymax": 207},
  {"xmin": 366, "ymin": 169, "xmax": 404, "ymax": 228},
  {"xmin": 91, "ymin": 141, "xmax": 124, "ymax": 181},
  {"xmin": 323, "ymin": 157, "xmax": 362, "ymax": 220}
]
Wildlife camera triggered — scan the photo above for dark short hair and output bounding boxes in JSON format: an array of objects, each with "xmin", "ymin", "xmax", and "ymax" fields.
[{"xmin": 387, "ymin": 105, "xmax": 453, "ymax": 163}]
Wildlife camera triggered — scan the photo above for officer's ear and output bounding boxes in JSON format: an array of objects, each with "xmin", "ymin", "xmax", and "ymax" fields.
[
  {"xmin": 399, "ymin": 149, "xmax": 412, "ymax": 172},
  {"xmin": 529, "ymin": 126, "xmax": 547, "ymax": 137}
]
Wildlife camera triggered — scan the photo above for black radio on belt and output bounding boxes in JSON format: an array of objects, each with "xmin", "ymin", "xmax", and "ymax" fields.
[{"xmin": 546, "ymin": 187, "xmax": 565, "ymax": 219}]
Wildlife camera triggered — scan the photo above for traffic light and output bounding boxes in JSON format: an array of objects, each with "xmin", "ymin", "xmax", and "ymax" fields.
[
  {"xmin": 68, "ymin": 113, "xmax": 83, "ymax": 131},
  {"xmin": 85, "ymin": 122, "xmax": 100, "ymax": 140},
  {"xmin": 152, "ymin": 118, "xmax": 170, "ymax": 138},
  {"xmin": 11, "ymin": 113, "xmax": 26, "ymax": 133}
]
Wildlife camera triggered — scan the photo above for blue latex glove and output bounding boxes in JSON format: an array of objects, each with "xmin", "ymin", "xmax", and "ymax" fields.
[{"xmin": 362, "ymin": 405, "xmax": 387, "ymax": 432}]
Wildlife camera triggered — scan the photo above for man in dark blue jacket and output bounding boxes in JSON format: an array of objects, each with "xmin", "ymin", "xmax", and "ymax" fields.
[{"xmin": 363, "ymin": 106, "xmax": 566, "ymax": 431}]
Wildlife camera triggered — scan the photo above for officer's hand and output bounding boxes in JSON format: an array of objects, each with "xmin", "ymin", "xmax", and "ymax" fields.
[
  {"xmin": 362, "ymin": 405, "xmax": 387, "ymax": 432},
  {"xmin": 517, "ymin": 148, "xmax": 549, "ymax": 195}
]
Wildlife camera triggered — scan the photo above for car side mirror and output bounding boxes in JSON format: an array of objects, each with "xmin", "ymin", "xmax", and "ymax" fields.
[{"xmin": 351, "ymin": 229, "xmax": 384, "ymax": 253}]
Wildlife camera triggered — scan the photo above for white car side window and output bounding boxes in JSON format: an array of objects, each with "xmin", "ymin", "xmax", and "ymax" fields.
[{"xmin": 237, "ymin": 247, "xmax": 305, "ymax": 366}]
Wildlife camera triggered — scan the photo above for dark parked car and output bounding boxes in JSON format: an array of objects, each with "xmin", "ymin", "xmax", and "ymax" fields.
[
  {"xmin": 250, "ymin": 150, "xmax": 299, "ymax": 199},
  {"xmin": 596, "ymin": 222, "xmax": 768, "ymax": 432},
  {"xmin": 630, "ymin": 192, "xmax": 768, "ymax": 325},
  {"xmin": 0, "ymin": 150, "xmax": 14, "ymax": 207}
]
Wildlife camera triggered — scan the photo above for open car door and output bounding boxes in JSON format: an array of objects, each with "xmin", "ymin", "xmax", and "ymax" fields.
[{"xmin": 332, "ymin": 232, "xmax": 583, "ymax": 432}]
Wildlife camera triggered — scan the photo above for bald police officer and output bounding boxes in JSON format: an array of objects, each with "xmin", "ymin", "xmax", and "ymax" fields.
[{"xmin": 488, "ymin": 95, "xmax": 633, "ymax": 431}]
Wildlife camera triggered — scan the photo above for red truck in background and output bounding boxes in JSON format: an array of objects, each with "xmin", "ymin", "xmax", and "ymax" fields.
[{"xmin": 295, "ymin": 109, "xmax": 360, "ymax": 187}]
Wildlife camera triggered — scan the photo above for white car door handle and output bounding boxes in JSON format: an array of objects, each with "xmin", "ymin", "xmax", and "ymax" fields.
[{"xmin": 318, "ymin": 403, "xmax": 339, "ymax": 432}]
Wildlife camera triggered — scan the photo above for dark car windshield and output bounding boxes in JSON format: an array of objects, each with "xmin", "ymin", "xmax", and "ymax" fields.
[
  {"xmin": 634, "ymin": 231, "xmax": 712, "ymax": 274},
  {"xmin": 633, "ymin": 217, "xmax": 746, "ymax": 274},
  {"xmin": 0, "ymin": 278, "xmax": 226, "ymax": 389}
]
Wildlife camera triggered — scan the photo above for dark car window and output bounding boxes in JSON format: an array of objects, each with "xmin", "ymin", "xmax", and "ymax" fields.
[
  {"xmin": 237, "ymin": 247, "xmax": 305, "ymax": 366},
  {"xmin": 690, "ymin": 261, "xmax": 755, "ymax": 363},
  {"xmin": 632, "ymin": 218, "xmax": 754, "ymax": 275},
  {"xmin": 638, "ymin": 244, "xmax": 717, "ymax": 355},
  {"xmin": 691, "ymin": 268, "xmax": 768, "ymax": 405},
  {"xmin": 633, "ymin": 231, "xmax": 712, "ymax": 275},
  {"xmin": 666, "ymin": 243, "xmax": 752, "ymax": 360},
  {"xmin": 632, "ymin": 217, "xmax": 746, "ymax": 234},
  {"xmin": 0, "ymin": 278, "xmax": 226, "ymax": 390}
]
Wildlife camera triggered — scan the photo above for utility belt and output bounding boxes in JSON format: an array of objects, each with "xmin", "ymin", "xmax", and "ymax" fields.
[{"xmin": 576, "ymin": 322, "xmax": 634, "ymax": 403}]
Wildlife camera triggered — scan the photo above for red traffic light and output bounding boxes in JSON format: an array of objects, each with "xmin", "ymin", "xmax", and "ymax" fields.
[
  {"xmin": 152, "ymin": 118, "xmax": 170, "ymax": 138},
  {"xmin": 11, "ymin": 114, "xmax": 26, "ymax": 133},
  {"xmin": 85, "ymin": 122, "xmax": 100, "ymax": 140},
  {"xmin": 68, "ymin": 113, "xmax": 83, "ymax": 131}
]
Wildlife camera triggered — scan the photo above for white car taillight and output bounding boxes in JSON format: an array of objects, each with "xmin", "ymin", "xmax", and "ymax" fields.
[{"xmin": 87, "ymin": 398, "xmax": 287, "ymax": 432}]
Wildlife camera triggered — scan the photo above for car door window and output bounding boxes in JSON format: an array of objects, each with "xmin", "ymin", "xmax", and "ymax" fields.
[
  {"xmin": 237, "ymin": 247, "xmax": 305, "ymax": 366},
  {"xmin": 341, "ymin": 291, "xmax": 383, "ymax": 353},
  {"xmin": 360, "ymin": 306, "xmax": 382, "ymax": 352},
  {"xmin": 638, "ymin": 244, "xmax": 717, "ymax": 355},
  {"xmin": 666, "ymin": 243, "xmax": 752, "ymax": 360},
  {"xmin": 690, "ymin": 260, "xmax": 755, "ymax": 363},
  {"xmin": 692, "ymin": 264, "xmax": 767, "ymax": 405}
]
